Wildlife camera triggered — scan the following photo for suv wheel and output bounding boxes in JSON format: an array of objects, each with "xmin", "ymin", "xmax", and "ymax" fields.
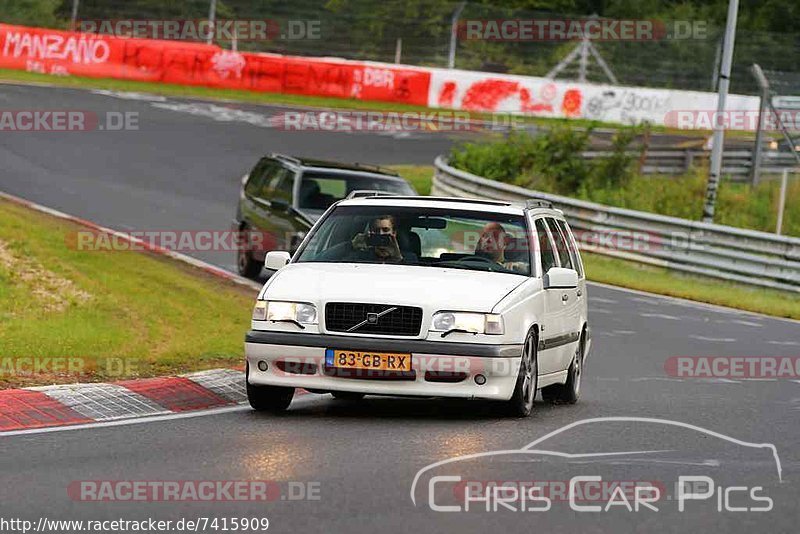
[
  {"xmin": 542, "ymin": 332, "xmax": 584, "ymax": 405},
  {"xmin": 237, "ymin": 235, "xmax": 263, "ymax": 278},
  {"xmin": 331, "ymin": 392, "xmax": 365, "ymax": 401},
  {"xmin": 503, "ymin": 330, "xmax": 538, "ymax": 417},
  {"xmin": 246, "ymin": 365, "xmax": 294, "ymax": 413}
]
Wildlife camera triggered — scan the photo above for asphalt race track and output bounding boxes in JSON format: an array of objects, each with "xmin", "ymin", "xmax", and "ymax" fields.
[{"xmin": 1, "ymin": 83, "xmax": 799, "ymax": 533}]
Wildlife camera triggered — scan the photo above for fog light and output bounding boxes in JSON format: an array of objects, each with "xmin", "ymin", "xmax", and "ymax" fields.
[
  {"xmin": 257, "ymin": 360, "xmax": 268, "ymax": 372},
  {"xmin": 474, "ymin": 374, "xmax": 486, "ymax": 385}
]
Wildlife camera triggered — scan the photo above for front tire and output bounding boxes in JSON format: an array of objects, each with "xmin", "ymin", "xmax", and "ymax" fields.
[
  {"xmin": 541, "ymin": 333, "xmax": 584, "ymax": 405},
  {"xmin": 246, "ymin": 366, "xmax": 294, "ymax": 413},
  {"xmin": 503, "ymin": 330, "xmax": 538, "ymax": 417},
  {"xmin": 236, "ymin": 227, "xmax": 263, "ymax": 278}
]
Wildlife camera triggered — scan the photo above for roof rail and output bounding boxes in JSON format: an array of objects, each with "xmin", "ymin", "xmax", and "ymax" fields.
[
  {"xmin": 351, "ymin": 162, "xmax": 400, "ymax": 176},
  {"xmin": 270, "ymin": 153, "xmax": 302, "ymax": 165},
  {"xmin": 525, "ymin": 198, "xmax": 554, "ymax": 210},
  {"xmin": 345, "ymin": 190, "xmax": 402, "ymax": 199}
]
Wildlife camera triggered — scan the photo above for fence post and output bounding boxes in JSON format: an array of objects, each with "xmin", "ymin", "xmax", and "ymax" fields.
[
  {"xmin": 70, "ymin": 0, "xmax": 80, "ymax": 31},
  {"xmin": 394, "ymin": 38, "xmax": 402, "ymax": 64},
  {"xmin": 207, "ymin": 0, "xmax": 217, "ymax": 45},
  {"xmin": 750, "ymin": 64, "xmax": 771, "ymax": 186},
  {"xmin": 447, "ymin": 2, "xmax": 466, "ymax": 69}
]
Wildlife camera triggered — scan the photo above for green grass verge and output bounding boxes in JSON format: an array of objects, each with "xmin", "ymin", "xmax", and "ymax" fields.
[
  {"xmin": 388, "ymin": 165, "xmax": 434, "ymax": 195},
  {"xmin": 0, "ymin": 198, "xmax": 255, "ymax": 389},
  {"xmin": 583, "ymin": 252, "xmax": 800, "ymax": 320},
  {"xmin": 388, "ymin": 166, "xmax": 799, "ymax": 319}
]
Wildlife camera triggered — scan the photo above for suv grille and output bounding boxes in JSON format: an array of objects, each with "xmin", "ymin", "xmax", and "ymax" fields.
[{"xmin": 325, "ymin": 303, "xmax": 423, "ymax": 336}]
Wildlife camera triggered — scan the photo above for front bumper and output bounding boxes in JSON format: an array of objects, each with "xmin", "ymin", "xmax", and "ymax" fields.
[{"xmin": 245, "ymin": 330, "xmax": 524, "ymax": 401}]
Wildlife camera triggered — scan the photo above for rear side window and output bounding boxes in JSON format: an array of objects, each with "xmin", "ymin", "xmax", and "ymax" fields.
[
  {"xmin": 534, "ymin": 219, "xmax": 557, "ymax": 275},
  {"xmin": 244, "ymin": 159, "xmax": 277, "ymax": 198},
  {"xmin": 546, "ymin": 218, "xmax": 573, "ymax": 270},
  {"xmin": 556, "ymin": 219, "xmax": 583, "ymax": 277},
  {"xmin": 268, "ymin": 168, "xmax": 295, "ymax": 204}
]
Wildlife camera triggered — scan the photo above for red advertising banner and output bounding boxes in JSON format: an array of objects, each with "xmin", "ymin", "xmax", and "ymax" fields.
[{"xmin": 0, "ymin": 23, "xmax": 430, "ymax": 106}]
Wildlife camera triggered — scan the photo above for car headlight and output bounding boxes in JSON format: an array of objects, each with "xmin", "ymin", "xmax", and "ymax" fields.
[
  {"xmin": 430, "ymin": 312, "xmax": 504, "ymax": 335},
  {"xmin": 252, "ymin": 300, "xmax": 317, "ymax": 325}
]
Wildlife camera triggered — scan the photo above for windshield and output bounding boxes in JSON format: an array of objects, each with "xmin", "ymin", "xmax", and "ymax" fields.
[
  {"xmin": 298, "ymin": 172, "xmax": 416, "ymax": 210},
  {"xmin": 296, "ymin": 205, "xmax": 531, "ymax": 275}
]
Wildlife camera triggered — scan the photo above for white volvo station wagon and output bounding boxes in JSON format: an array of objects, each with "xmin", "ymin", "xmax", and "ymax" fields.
[{"xmin": 245, "ymin": 196, "xmax": 590, "ymax": 417}]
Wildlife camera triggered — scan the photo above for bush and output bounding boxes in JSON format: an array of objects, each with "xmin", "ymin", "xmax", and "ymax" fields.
[
  {"xmin": 450, "ymin": 124, "xmax": 640, "ymax": 196},
  {"xmin": 448, "ymin": 127, "xmax": 798, "ymax": 236}
]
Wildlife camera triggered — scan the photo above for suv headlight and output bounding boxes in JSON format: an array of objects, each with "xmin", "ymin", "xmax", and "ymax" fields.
[
  {"xmin": 252, "ymin": 300, "xmax": 318, "ymax": 325},
  {"xmin": 430, "ymin": 312, "xmax": 504, "ymax": 335}
]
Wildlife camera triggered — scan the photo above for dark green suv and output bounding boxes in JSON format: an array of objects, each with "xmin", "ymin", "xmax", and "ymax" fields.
[{"xmin": 233, "ymin": 154, "xmax": 417, "ymax": 278}]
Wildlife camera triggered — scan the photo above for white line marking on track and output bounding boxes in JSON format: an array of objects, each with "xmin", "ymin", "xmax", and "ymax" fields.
[
  {"xmin": 729, "ymin": 319, "xmax": 763, "ymax": 327},
  {"xmin": 611, "ymin": 330, "xmax": 636, "ymax": 335},
  {"xmin": 591, "ymin": 308, "xmax": 611, "ymax": 314},
  {"xmin": 767, "ymin": 340, "xmax": 800, "ymax": 346},
  {"xmin": 689, "ymin": 335, "xmax": 737, "ymax": 342},
  {"xmin": 641, "ymin": 313, "xmax": 681, "ymax": 320},
  {"xmin": 590, "ymin": 297, "xmax": 618, "ymax": 304},
  {"xmin": 630, "ymin": 377, "xmax": 684, "ymax": 382}
]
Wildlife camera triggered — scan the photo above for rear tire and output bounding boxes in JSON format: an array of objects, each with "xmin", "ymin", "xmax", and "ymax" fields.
[
  {"xmin": 331, "ymin": 392, "xmax": 366, "ymax": 401},
  {"xmin": 246, "ymin": 366, "xmax": 294, "ymax": 413},
  {"xmin": 502, "ymin": 329, "xmax": 538, "ymax": 417},
  {"xmin": 541, "ymin": 333, "xmax": 584, "ymax": 405}
]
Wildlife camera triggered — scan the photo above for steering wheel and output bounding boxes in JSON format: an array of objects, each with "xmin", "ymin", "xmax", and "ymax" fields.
[{"xmin": 437, "ymin": 255, "xmax": 507, "ymax": 272}]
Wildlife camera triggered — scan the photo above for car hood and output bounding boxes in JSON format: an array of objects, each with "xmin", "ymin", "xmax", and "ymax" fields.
[{"xmin": 262, "ymin": 263, "xmax": 525, "ymax": 312}]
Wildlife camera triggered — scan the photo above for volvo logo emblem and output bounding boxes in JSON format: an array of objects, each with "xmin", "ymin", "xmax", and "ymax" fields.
[{"xmin": 347, "ymin": 306, "xmax": 398, "ymax": 332}]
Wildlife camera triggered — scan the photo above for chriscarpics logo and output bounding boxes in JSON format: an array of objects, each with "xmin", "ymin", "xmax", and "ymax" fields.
[{"xmin": 411, "ymin": 417, "xmax": 783, "ymax": 518}]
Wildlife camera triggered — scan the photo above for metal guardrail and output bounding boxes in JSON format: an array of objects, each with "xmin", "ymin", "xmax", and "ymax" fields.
[
  {"xmin": 581, "ymin": 149, "xmax": 798, "ymax": 178},
  {"xmin": 432, "ymin": 156, "xmax": 800, "ymax": 293}
]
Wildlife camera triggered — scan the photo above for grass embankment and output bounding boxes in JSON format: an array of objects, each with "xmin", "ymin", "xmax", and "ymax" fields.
[
  {"xmin": 0, "ymin": 199, "xmax": 255, "ymax": 389},
  {"xmin": 393, "ymin": 166, "xmax": 800, "ymax": 320}
]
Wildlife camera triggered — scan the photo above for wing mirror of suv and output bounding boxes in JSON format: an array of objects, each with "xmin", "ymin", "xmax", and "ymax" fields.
[
  {"xmin": 543, "ymin": 267, "xmax": 579, "ymax": 289},
  {"xmin": 264, "ymin": 251, "xmax": 291, "ymax": 271},
  {"xmin": 270, "ymin": 198, "xmax": 290, "ymax": 212}
]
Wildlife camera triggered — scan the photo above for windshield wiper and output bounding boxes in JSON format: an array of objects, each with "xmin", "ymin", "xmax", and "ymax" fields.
[
  {"xmin": 440, "ymin": 328, "xmax": 478, "ymax": 338},
  {"xmin": 269, "ymin": 319, "xmax": 306, "ymax": 330}
]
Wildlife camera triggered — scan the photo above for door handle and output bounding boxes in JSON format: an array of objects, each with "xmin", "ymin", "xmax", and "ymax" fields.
[
  {"xmin": 577, "ymin": 289, "xmax": 582, "ymax": 297},
  {"xmin": 562, "ymin": 294, "xmax": 569, "ymax": 302}
]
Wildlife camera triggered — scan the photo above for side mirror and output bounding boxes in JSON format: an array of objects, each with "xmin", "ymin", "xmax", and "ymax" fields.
[
  {"xmin": 543, "ymin": 267, "xmax": 579, "ymax": 289},
  {"xmin": 264, "ymin": 251, "xmax": 291, "ymax": 271},
  {"xmin": 270, "ymin": 198, "xmax": 290, "ymax": 212}
]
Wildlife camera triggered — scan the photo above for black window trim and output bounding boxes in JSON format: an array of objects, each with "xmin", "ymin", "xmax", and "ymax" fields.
[{"xmin": 532, "ymin": 216, "xmax": 560, "ymax": 278}]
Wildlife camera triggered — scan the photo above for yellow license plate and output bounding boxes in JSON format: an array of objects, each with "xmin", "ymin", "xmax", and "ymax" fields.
[{"xmin": 325, "ymin": 349, "xmax": 412, "ymax": 372}]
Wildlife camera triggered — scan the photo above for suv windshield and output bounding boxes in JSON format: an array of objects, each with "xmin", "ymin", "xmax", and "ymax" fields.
[
  {"xmin": 298, "ymin": 172, "xmax": 416, "ymax": 210},
  {"xmin": 296, "ymin": 205, "xmax": 530, "ymax": 275}
]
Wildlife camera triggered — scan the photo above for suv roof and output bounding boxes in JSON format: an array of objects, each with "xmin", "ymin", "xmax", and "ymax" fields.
[
  {"xmin": 271, "ymin": 153, "xmax": 400, "ymax": 177},
  {"xmin": 339, "ymin": 195, "xmax": 563, "ymax": 216}
]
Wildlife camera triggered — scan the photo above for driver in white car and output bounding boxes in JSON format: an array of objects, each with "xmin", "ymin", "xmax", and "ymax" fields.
[{"xmin": 475, "ymin": 222, "xmax": 527, "ymax": 273}]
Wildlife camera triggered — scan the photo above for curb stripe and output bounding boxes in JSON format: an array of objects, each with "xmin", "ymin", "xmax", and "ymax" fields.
[
  {"xmin": 0, "ymin": 389, "xmax": 92, "ymax": 431},
  {"xmin": 37, "ymin": 383, "xmax": 170, "ymax": 421},
  {"xmin": 116, "ymin": 377, "xmax": 234, "ymax": 412}
]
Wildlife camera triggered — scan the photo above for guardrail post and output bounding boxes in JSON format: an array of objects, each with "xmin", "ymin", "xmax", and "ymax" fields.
[
  {"xmin": 684, "ymin": 149, "xmax": 694, "ymax": 172},
  {"xmin": 776, "ymin": 168, "xmax": 789, "ymax": 235}
]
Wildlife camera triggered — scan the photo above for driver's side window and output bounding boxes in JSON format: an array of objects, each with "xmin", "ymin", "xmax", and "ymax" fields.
[{"xmin": 534, "ymin": 218, "xmax": 558, "ymax": 276}]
